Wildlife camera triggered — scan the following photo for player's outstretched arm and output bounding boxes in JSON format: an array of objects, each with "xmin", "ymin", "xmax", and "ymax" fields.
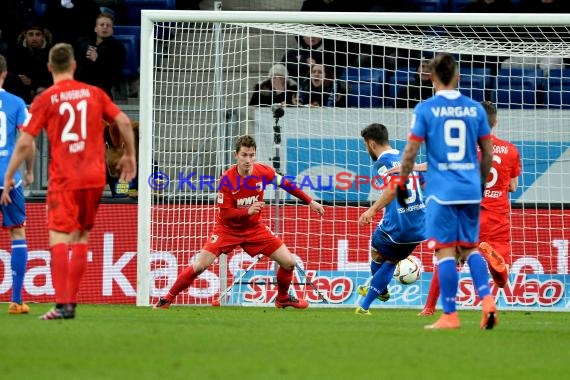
[
  {"xmin": 276, "ymin": 174, "xmax": 324, "ymax": 216},
  {"xmin": 308, "ymin": 200, "xmax": 325, "ymax": 216},
  {"xmin": 386, "ymin": 162, "xmax": 427, "ymax": 175},
  {"xmin": 359, "ymin": 186, "xmax": 396, "ymax": 225}
]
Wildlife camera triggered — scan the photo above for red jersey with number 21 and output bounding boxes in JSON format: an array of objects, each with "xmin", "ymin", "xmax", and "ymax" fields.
[
  {"xmin": 482, "ymin": 135, "xmax": 521, "ymax": 214},
  {"xmin": 22, "ymin": 79, "xmax": 122, "ymax": 191}
]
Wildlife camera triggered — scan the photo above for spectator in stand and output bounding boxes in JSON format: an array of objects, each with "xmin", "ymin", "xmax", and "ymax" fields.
[
  {"xmin": 297, "ymin": 63, "xmax": 345, "ymax": 107},
  {"xmin": 0, "ymin": 0, "xmax": 36, "ymax": 56},
  {"xmin": 462, "ymin": 0, "xmax": 510, "ymax": 13},
  {"xmin": 75, "ymin": 13, "xmax": 126, "ymax": 98},
  {"xmin": 396, "ymin": 58, "xmax": 433, "ymax": 108},
  {"xmin": 518, "ymin": 0, "xmax": 570, "ymax": 13},
  {"xmin": 8, "ymin": 24, "xmax": 53, "ymax": 104},
  {"xmin": 281, "ymin": 35, "xmax": 348, "ymax": 82},
  {"xmin": 43, "ymin": 0, "xmax": 101, "ymax": 45},
  {"xmin": 249, "ymin": 64, "xmax": 298, "ymax": 106}
]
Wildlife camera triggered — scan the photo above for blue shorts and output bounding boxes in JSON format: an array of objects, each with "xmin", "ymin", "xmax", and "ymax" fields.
[
  {"xmin": 1, "ymin": 186, "xmax": 26, "ymax": 228},
  {"xmin": 371, "ymin": 228, "xmax": 420, "ymax": 262},
  {"xmin": 426, "ymin": 201, "xmax": 479, "ymax": 250}
]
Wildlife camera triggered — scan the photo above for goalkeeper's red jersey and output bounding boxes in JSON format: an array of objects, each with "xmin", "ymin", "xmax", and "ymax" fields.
[
  {"xmin": 22, "ymin": 79, "xmax": 122, "ymax": 191},
  {"xmin": 215, "ymin": 162, "xmax": 276, "ymax": 230},
  {"xmin": 481, "ymin": 135, "xmax": 521, "ymax": 214}
]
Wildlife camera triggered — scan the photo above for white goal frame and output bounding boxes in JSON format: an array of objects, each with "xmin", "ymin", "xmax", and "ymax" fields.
[{"xmin": 137, "ymin": 10, "xmax": 570, "ymax": 307}]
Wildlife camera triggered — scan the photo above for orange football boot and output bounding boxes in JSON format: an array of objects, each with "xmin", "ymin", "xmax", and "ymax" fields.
[{"xmin": 424, "ymin": 312, "xmax": 461, "ymax": 329}]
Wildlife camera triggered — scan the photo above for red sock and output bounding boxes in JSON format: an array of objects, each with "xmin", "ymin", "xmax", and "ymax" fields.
[
  {"xmin": 489, "ymin": 266, "xmax": 509, "ymax": 288},
  {"xmin": 66, "ymin": 243, "xmax": 88, "ymax": 304},
  {"xmin": 166, "ymin": 265, "xmax": 198, "ymax": 301},
  {"xmin": 424, "ymin": 266, "xmax": 440, "ymax": 310},
  {"xmin": 50, "ymin": 243, "xmax": 69, "ymax": 305},
  {"xmin": 276, "ymin": 266, "xmax": 293, "ymax": 300}
]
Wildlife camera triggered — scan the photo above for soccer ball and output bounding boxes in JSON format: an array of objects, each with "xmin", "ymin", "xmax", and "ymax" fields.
[{"xmin": 393, "ymin": 257, "xmax": 421, "ymax": 284}]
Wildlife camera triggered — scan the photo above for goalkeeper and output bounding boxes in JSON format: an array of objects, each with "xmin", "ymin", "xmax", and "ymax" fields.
[
  {"xmin": 355, "ymin": 123, "xmax": 426, "ymax": 316},
  {"xmin": 154, "ymin": 135, "xmax": 324, "ymax": 309}
]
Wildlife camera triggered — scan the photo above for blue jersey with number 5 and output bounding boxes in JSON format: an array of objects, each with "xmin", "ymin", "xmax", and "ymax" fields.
[
  {"xmin": 410, "ymin": 90, "xmax": 490, "ymax": 204},
  {"xmin": 0, "ymin": 89, "xmax": 27, "ymax": 188},
  {"xmin": 373, "ymin": 149, "xmax": 426, "ymax": 244}
]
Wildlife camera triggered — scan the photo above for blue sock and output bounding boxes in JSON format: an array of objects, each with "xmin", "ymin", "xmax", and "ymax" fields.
[
  {"xmin": 11, "ymin": 239, "xmax": 28, "ymax": 304},
  {"xmin": 360, "ymin": 262, "xmax": 396, "ymax": 310},
  {"xmin": 466, "ymin": 252, "xmax": 491, "ymax": 299},
  {"xmin": 438, "ymin": 257, "xmax": 458, "ymax": 314},
  {"xmin": 370, "ymin": 260, "xmax": 382, "ymax": 276}
]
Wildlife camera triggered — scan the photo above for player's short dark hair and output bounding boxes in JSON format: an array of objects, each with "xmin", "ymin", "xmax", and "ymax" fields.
[
  {"xmin": 361, "ymin": 123, "xmax": 389, "ymax": 145},
  {"xmin": 430, "ymin": 53, "xmax": 457, "ymax": 86},
  {"xmin": 235, "ymin": 135, "xmax": 256, "ymax": 152},
  {"xmin": 49, "ymin": 43, "xmax": 74, "ymax": 73},
  {"xmin": 0, "ymin": 54, "xmax": 6, "ymax": 73}
]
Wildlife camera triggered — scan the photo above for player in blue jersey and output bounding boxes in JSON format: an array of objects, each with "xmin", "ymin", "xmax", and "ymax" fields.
[
  {"xmin": 397, "ymin": 53, "xmax": 496, "ymax": 329},
  {"xmin": 0, "ymin": 55, "xmax": 35, "ymax": 315},
  {"xmin": 355, "ymin": 123, "xmax": 426, "ymax": 315}
]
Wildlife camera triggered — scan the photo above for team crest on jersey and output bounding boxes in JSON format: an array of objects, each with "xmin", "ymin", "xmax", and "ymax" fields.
[
  {"xmin": 256, "ymin": 182, "xmax": 263, "ymax": 192},
  {"xmin": 210, "ymin": 234, "xmax": 219, "ymax": 243},
  {"xmin": 217, "ymin": 193, "xmax": 223, "ymax": 204}
]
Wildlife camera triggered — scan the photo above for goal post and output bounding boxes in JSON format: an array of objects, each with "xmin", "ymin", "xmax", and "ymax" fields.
[{"xmin": 137, "ymin": 10, "xmax": 570, "ymax": 310}]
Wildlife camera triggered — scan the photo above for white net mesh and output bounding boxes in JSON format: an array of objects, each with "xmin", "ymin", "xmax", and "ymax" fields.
[{"xmin": 139, "ymin": 12, "xmax": 570, "ymax": 310}]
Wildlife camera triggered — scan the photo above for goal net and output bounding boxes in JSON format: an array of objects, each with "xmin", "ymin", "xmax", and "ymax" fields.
[{"xmin": 137, "ymin": 11, "xmax": 570, "ymax": 311}]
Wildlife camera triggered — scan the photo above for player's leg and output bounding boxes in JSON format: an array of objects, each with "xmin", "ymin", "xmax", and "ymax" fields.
[
  {"xmin": 356, "ymin": 243, "xmax": 415, "ymax": 314},
  {"xmin": 155, "ymin": 249, "xmax": 218, "ymax": 309},
  {"xmin": 3, "ymin": 186, "xmax": 30, "ymax": 314},
  {"xmin": 269, "ymin": 243, "xmax": 309, "ymax": 309},
  {"xmin": 41, "ymin": 191, "xmax": 78, "ymax": 320},
  {"xmin": 418, "ymin": 260, "xmax": 439, "ymax": 316},
  {"xmin": 459, "ymin": 204, "xmax": 497, "ymax": 330},
  {"xmin": 64, "ymin": 188, "xmax": 104, "ymax": 318},
  {"xmin": 479, "ymin": 211, "xmax": 510, "ymax": 288},
  {"xmin": 424, "ymin": 202, "xmax": 460, "ymax": 329}
]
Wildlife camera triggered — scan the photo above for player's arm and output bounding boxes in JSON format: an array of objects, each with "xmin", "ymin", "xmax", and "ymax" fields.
[
  {"xmin": 1, "ymin": 132, "xmax": 35, "ymax": 205},
  {"xmin": 386, "ymin": 162, "xmax": 427, "ymax": 175},
  {"xmin": 478, "ymin": 136, "xmax": 493, "ymax": 191},
  {"xmin": 359, "ymin": 186, "xmax": 396, "ymax": 225},
  {"xmin": 396, "ymin": 139, "xmax": 421, "ymax": 206},
  {"xmin": 276, "ymin": 173, "xmax": 324, "ymax": 216},
  {"xmin": 508, "ymin": 177, "xmax": 518, "ymax": 192},
  {"xmin": 23, "ymin": 137, "xmax": 35, "ymax": 187},
  {"xmin": 113, "ymin": 111, "xmax": 137, "ymax": 183}
]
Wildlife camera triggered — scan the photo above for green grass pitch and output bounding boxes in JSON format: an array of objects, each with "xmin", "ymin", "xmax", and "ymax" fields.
[{"xmin": 1, "ymin": 304, "xmax": 568, "ymax": 380}]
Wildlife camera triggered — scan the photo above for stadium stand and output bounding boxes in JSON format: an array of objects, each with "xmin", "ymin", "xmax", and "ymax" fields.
[
  {"xmin": 546, "ymin": 69, "xmax": 570, "ymax": 109},
  {"xmin": 340, "ymin": 67, "xmax": 384, "ymax": 108},
  {"xmin": 458, "ymin": 67, "xmax": 491, "ymax": 103},
  {"xmin": 495, "ymin": 68, "xmax": 545, "ymax": 109},
  {"xmin": 125, "ymin": 0, "xmax": 176, "ymax": 25}
]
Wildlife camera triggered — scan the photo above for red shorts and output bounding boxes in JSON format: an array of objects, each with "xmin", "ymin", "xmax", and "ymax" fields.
[
  {"xmin": 47, "ymin": 188, "xmax": 104, "ymax": 233},
  {"xmin": 479, "ymin": 209, "xmax": 512, "ymax": 264},
  {"xmin": 202, "ymin": 224, "xmax": 283, "ymax": 257}
]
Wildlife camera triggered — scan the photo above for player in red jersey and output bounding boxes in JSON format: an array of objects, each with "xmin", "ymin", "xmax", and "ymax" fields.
[
  {"xmin": 1, "ymin": 43, "xmax": 137, "ymax": 320},
  {"xmin": 154, "ymin": 134, "xmax": 325, "ymax": 309},
  {"xmin": 417, "ymin": 100, "xmax": 521, "ymax": 316}
]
